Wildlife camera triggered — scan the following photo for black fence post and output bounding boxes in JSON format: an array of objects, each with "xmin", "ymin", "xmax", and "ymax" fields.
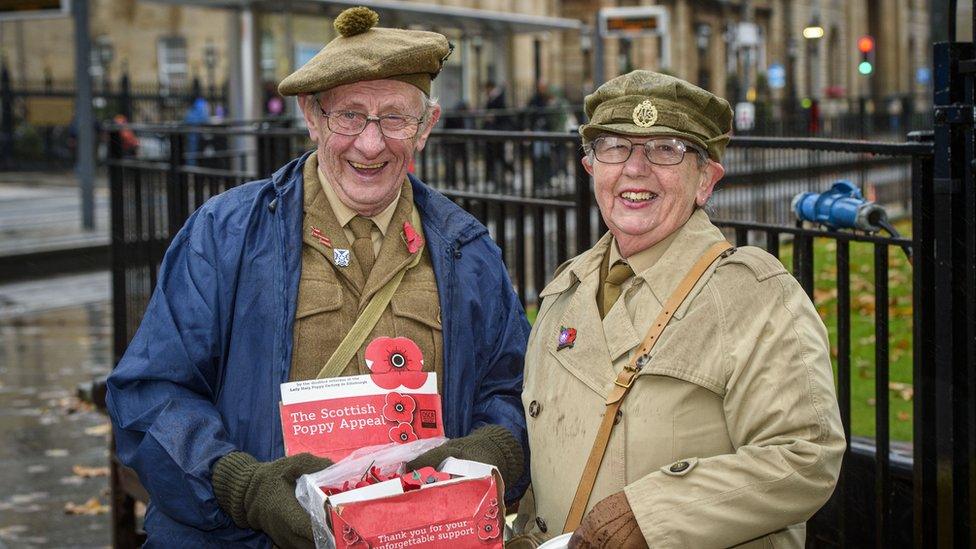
[
  {"xmin": 0, "ymin": 64, "xmax": 12, "ymax": 168},
  {"xmin": 909, "ymin": 129, "xmax": 937, "ymax": 548},
  {"xmin": 921, "ymin": 39, "xmax": 976, "ymax": 548},
  {"xmin": 573, "ymin": 136, "xmax": 592, "ymax": 255},
  {"xmin": 167, "ymin": 132, "xmax": 187, "ymax": 240},
  {"xmin": 119, "ymin": 72, "xmax": 132, "ymax": 121}
]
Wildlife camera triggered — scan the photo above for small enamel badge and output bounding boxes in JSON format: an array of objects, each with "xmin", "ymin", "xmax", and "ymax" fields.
[
  {"xmin": 403, "ymin": 221, "xmax": 424, "ymax": 254},
  {"xmin": 632, "ymin": 99, "xmax": 658, "ymax": 127},
  {"xmin": 333, "ymin": 248, "xmax": 351, "ymax": 267},
  {"xmin": 310, "ymin": 226, "xmax": 332, "ymax": 247},
  {"xmin": 557, "ymin": 326, "xmax": 577, "ymax": 350}
]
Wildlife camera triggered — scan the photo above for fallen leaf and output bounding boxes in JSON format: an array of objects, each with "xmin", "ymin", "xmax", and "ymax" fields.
[
  {"xmin": 867, "ymin": 397, "xmax": 877, "ymax": 406},
  {"xmin": 887, "ymin": 381, "xmax": 914, "ymax": 401},
  {"xmin": 72, "ymin": 465, "xmax": 109, "ymax": 478},
  {"xmin": 897, "ymin": 411, "xmax": 911, "ymax": 422},
  {"xmin": 64, "ymin": 497, "xmax": 109, "ymax": 516},
  {"xmin": 84, "ymin": 423, "xmax": 112, "ymax": 437}
]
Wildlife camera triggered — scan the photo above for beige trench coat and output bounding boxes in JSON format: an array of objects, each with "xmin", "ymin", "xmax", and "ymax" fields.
[{"xmin": 517, "ymin": 210, "xmax": 845, "ymax": 548}]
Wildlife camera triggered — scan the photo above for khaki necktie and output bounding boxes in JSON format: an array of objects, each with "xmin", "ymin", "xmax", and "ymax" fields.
[
  {"xmin": 349, "ymin": 216, "xmax": 375, "ymax": 277},
  {"xmin": 600, "ymin": 261, "xmax": 635, "ymax": 319}
]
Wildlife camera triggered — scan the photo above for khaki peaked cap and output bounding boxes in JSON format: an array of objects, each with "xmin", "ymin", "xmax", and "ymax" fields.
[
  {"xmin": 579, "ymin": 70, "xmax": 734, "ymax": 162},
  {"xmin": 278, "ymin": 7, "xmax": 452, "ymax": 97}
]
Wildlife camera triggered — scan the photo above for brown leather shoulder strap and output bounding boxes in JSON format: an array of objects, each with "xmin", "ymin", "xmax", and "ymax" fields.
[{"xmin": 562, "ymin": 241, "xmax": 734, "ymax": 533}]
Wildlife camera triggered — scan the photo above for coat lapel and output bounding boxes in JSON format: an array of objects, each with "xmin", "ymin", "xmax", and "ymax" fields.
[
  {"xmin": 359, "ymin": 181, "xmax": 418, "ymax": 308},
  {"xmin": 302, "ymin": 158, "xmax": 365, "ymax": 292},
  {"xmin": 546, "ymin": 235, "xmax": 617, "ymax": 396}
]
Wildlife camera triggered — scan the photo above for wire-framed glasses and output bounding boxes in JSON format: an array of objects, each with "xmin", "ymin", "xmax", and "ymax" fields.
[
  {"xmin": 590, "ymin": 136, "xmax": 704, "ymax": 165},
  {"xmin": 319, "ymin": 105, "xmax": 424, "ymax": 140}
]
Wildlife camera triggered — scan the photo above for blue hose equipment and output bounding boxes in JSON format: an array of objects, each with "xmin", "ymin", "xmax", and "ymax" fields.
[{"xmin": 792, "ymin": 180, "xmax": 912, "ymax": 261}]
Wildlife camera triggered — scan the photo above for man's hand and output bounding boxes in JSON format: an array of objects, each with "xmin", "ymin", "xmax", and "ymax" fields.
[
  {"xmin": 406, "ymin": 425, "xmax": 524, "ymax": 488},
  {"xmin": 568, "ymin": 492, "xmax": 648, "ymax": 549},
  {"xmin": 212, "ymin": 452, "xmax": 332, "ymax": 549}
]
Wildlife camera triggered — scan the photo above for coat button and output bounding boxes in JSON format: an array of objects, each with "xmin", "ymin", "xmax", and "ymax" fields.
[
  {"xmin": 669, "ymin": 460, "xmax": 690, "ymax": 473},
  {"xmin": 528, "ymin": 400, "xmax": 541, "ymax": 417},
  {"xmin": 535, "ymin": 516, "xmax": 548, "ymax": 533},
  {"xmin": 613, "ymin": 409, "xmax": 623, "ymax": 425}
]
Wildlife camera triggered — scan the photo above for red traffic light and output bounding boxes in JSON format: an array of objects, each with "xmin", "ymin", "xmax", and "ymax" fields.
[{"xmin": 857, "ymin": 35, "xmax": 875, "ymax": 53}]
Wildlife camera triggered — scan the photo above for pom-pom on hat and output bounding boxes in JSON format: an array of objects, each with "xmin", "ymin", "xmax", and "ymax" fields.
[{"xmin": 278, "ymin": 6, "xmax": 452, "ymax": 96}]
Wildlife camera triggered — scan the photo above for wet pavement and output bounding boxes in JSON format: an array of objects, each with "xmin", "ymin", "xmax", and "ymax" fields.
[{"xmin": 0, "ymin": 272, "xmax": 113, "ymax": 548}]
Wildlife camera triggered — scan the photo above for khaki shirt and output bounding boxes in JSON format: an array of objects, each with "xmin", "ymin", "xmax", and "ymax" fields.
[
  {"xmin": 518, "ymin": 210, "xmax": 845, "ymax": 548},
  {"xmin": 290, "ymin": 155, "xmax": 443, "ymax": 383}
]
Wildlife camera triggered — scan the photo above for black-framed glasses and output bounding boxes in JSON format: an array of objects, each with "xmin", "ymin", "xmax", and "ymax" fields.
[
  {"xmin": 590, "ymin": 136, "xmax": 704, "ymax": 166},
  {"xmin": 319, "ymin": 105, "xmax": 424, "ymax": 140}
]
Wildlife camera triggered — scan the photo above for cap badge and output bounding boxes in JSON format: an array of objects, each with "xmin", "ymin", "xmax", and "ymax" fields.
[
  {"xmin": 632, "ymin": 100, "xmax": 658, "ymax": 128},
  {"xmin": 333, "ymin": 248, "xmax": 351, "ymax": 268}
]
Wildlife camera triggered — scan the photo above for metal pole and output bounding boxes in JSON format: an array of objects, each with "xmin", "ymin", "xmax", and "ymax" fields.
[
  {"xmin": 73, "ymin": 0, "xmax": 95, "ymax": 230},
  {"xmin": 593, "ymin": 12, "xmax": 605, "ymax": 87}
]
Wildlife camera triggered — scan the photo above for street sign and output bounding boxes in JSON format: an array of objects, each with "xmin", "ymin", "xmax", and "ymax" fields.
[
  {"xmin": 0, "ymin": 0, "xmax": 69, "ymax": 20},
  {"xmin": 735, "ymin": 101, "xmax": 756, "ymax": 131},
  {"xmin": 599, "ymin": 6, "xmax": 669, "ymax": 38},
  {"xmin": 767, "ymin": 63, "xmax": 786, "ymax": 89},
  {"xmin": 916, "ymin": 67, "xmax": 931, "ymax": 85}
]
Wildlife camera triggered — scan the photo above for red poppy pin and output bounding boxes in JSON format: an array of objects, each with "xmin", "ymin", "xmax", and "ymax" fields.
[
  {"xmin": 557, "ymin": 326, "xmax": 577, "ymax": 350},
  {"xmin": 403, "ymin": 221, "xmax": 424, "ymax": 254},
  {"xmin": 365, "ymin": 337, "xmax": 428, "ymax": 390}
]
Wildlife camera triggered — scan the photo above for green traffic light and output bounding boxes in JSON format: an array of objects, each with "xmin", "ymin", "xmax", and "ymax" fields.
[{"xmin": 858, "ymin": 60, "xmax": 873, "ymax": 75}]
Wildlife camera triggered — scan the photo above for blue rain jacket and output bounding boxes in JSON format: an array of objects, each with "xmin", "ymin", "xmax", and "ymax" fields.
[{"xmin": 106, "ymin": 151, "xmax": 530, "ymax": 547}]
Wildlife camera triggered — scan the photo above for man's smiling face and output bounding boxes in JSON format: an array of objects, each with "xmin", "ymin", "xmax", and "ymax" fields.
[{"xmin": 300, "ymin": 79, "xmax": 440, "ymax": 217}]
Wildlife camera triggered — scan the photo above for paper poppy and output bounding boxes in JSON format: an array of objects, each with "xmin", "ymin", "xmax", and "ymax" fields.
[
  {"xmin": 403, "ymin": 221, "xmax": 425, "ymax": 254},
  {"xmin": 389, "ymin": 422, "xmax": 418, "ymax": 444},
  {"xmin": 477, "ymin": 516, "xmax": 501, "ymax": 541},
  {"xmin": 365, "ymin": 337, "xmax": 428, "ymax": 390},
  {"xmin": 342, "ymin": 524, "xmax": 364, "ymax": 546},
  {"xmin": 483, "ymin": 498, "xmax": 499, "ymax": 519},
  {"xmin": 382, "ymin": 392, "xmax": 417, "ymax": 424}
]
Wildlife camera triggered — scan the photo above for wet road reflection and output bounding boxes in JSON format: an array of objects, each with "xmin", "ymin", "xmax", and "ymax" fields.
[{"xmin": 0, "ymin": 284, "xmax": 113, "ymax": 548}]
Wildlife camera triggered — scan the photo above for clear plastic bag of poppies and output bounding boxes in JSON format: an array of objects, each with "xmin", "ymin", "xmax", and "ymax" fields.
[{"xmin": 296, "ymin": 437, "xmax": 447, "ymax": 549}]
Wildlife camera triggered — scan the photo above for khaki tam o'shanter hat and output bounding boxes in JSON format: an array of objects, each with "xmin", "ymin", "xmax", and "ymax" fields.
[{"xmin": 278, "ymin": 6, "xmax": 452, "ymax": 96}]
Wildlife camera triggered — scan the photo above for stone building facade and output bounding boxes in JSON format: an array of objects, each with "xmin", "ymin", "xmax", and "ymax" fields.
[{"xmin": 1, "ymin": 0, "xmax": 931, "ymax": 113}]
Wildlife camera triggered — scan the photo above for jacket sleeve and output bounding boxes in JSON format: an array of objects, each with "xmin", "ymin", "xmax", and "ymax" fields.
[
  {"xmin": 106, "ymin": 205, "xmax": 237, "ymax": 531},
  {"xmin": 468, "ymin": 237, "xmax": 532, "ymax": 503},
  {"xmin": 623, "ymin": 267, "xmax": 846, "ymax": 548}
]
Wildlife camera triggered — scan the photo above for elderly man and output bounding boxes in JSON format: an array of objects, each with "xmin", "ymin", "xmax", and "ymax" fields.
[
  {"xmin": 513, "ymin": 70, "xmax": 845, "ymax": 548},
  {"xmin": 106, "ymin": 8, "xmax": 528, "ymax": 548}
]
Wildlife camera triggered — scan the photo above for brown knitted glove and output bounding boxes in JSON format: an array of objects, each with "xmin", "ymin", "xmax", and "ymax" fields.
[
  {"xmin": 568, "ymin": 492, "xmax": 648, "ymax": 549},
  {"xmin": 406, "ymin": 425, "xmax": 524, "ymax": 488},
  {"xmin": 212, "ymin": 452, "xmax": 332, "ymax": 549}
]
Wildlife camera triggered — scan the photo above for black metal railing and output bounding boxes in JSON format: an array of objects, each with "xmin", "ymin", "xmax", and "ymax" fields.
[{"xmin": 105, "ymin": 122, "xmax": 956, "ymax": 547}]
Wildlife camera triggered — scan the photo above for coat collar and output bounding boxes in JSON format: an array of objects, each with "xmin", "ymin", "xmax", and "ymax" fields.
[
  {"xmin": 634, "ymin": 209, "xmax": 728, "ymax": 314},
  {"xmin": 540, "ymin": 209, "xmax": 728, "ymax": 319},
  {"xmin": 272, "ymin": 151, "xmax": 489, "ymax": 260}
]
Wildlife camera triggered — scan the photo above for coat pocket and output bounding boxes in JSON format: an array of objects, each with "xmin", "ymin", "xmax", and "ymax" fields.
[
  {"xmin": 390, "ymin": 290, "xmax": 443, "ymax": 376},
  {"xmin": 295, "ymin": 280, "xmax": 343, "ymax": 318}
]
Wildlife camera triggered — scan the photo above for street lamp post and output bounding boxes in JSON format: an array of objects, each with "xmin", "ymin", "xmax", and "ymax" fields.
[
  {"xmin": 204, "ymin": 41, "xmax": 217, "ymax": 102},
  {"xmin": 802, "ymin": 18, "xmax": 823, "ymax": 134}
]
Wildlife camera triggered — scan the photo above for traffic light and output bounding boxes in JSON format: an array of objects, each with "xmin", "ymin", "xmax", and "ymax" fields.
[{"xmin": 857, "ymin": 35, "xmax": 875, "ymax": 75}]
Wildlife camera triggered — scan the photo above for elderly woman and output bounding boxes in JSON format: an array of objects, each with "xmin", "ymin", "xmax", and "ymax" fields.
[{"xmin": 513, "ymin": 71, "xmax": 845, "ymax": 548}]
